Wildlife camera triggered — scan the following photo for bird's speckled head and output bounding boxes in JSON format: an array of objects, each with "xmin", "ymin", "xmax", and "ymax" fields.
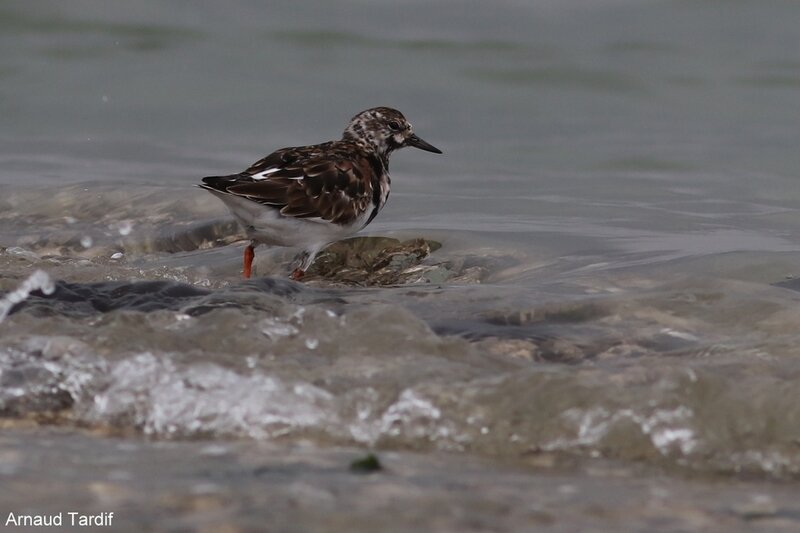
[{"xmin": 342, "ymin": 107, "xmax": 442, "ymax": 161}]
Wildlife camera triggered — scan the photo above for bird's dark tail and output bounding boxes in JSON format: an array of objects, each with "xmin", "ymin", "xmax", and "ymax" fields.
[{"xmin": 197, "ymin": 174, "xmax": 251, "ymax": 193}]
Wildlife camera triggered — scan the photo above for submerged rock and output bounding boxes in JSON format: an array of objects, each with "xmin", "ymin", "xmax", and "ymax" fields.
[{"xmin": 304, "ymin": 236, "xmax": 485, "ymax": 286}]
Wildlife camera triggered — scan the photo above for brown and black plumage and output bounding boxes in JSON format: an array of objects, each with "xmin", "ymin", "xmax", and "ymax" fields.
[{"xmin": 198, "ymin": 107, "xmax": 442, "ymax": 280}]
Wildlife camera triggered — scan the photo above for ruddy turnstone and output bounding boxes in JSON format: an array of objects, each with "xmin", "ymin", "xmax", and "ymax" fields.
[{"xmin": 198, "ymin": 107, "xmax": 442, "ymax": 280}]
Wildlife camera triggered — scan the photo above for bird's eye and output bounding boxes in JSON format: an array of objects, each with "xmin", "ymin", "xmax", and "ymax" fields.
[{"xmin": 388, "ymin": 121, "xmax": 401, "ymax": 132}]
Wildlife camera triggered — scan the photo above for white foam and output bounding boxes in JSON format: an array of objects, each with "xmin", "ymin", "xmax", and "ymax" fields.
[{"xmin": 0, "ymin": 270, "xmax": 55, "ymax": 323}]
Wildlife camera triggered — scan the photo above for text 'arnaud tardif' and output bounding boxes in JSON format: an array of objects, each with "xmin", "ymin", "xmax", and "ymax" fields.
[{"xmin": 5, "ymin": 512, "xmax": 114, "ymax": 527}]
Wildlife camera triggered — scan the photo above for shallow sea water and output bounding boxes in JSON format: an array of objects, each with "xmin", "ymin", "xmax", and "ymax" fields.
[{"xmin": 4, "ymin": 1, "xmax": 800, "ymax": 531}]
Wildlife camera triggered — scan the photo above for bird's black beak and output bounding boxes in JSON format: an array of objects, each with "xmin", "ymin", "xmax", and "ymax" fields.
[{"xmin": 405, "ymin": 133, "xmax": 442, "ymax": 154}]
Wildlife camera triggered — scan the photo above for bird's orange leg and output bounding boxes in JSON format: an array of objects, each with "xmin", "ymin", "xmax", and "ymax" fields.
[{"xmin": 243, "ymin": 244, "xmax": 255, "ymax": 279}]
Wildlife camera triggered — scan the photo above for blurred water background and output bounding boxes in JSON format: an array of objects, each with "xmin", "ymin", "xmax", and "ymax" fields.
[{"xmin": 4, "ymin": 1, "xmax": 800, "ymax": 530}]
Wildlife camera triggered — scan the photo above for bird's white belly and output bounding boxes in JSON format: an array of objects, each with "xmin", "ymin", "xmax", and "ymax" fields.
[{"xmin": 211, "ymin": 191, "xmax": 374, "ymax": 248}]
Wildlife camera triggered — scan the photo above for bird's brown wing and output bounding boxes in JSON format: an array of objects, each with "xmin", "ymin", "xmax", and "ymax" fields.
[{"xmin": 202, "ymin": 142, "xmax": 379, "ymax": 226}]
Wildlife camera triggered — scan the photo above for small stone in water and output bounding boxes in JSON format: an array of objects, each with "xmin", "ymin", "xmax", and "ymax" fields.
[
  {"xmin": 349, "ymin": 453, "xmax": 382, "ymax": 474},
  {"xmin": 110, "ymin": 252, "xmax": 124, "ymax": 260},
  {"xmin": 80, "ymin": 236, "xmax": 93, "ymax": 248}
]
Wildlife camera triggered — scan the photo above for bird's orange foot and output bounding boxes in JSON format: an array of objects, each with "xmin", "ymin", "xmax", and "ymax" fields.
[
  {"xmin": 290, "ymin": 268, "xmax": 305, "ymax": 281},
  {"xmin": 243, "ymin": 244, "xmax": 255, "ymax": 279}
]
